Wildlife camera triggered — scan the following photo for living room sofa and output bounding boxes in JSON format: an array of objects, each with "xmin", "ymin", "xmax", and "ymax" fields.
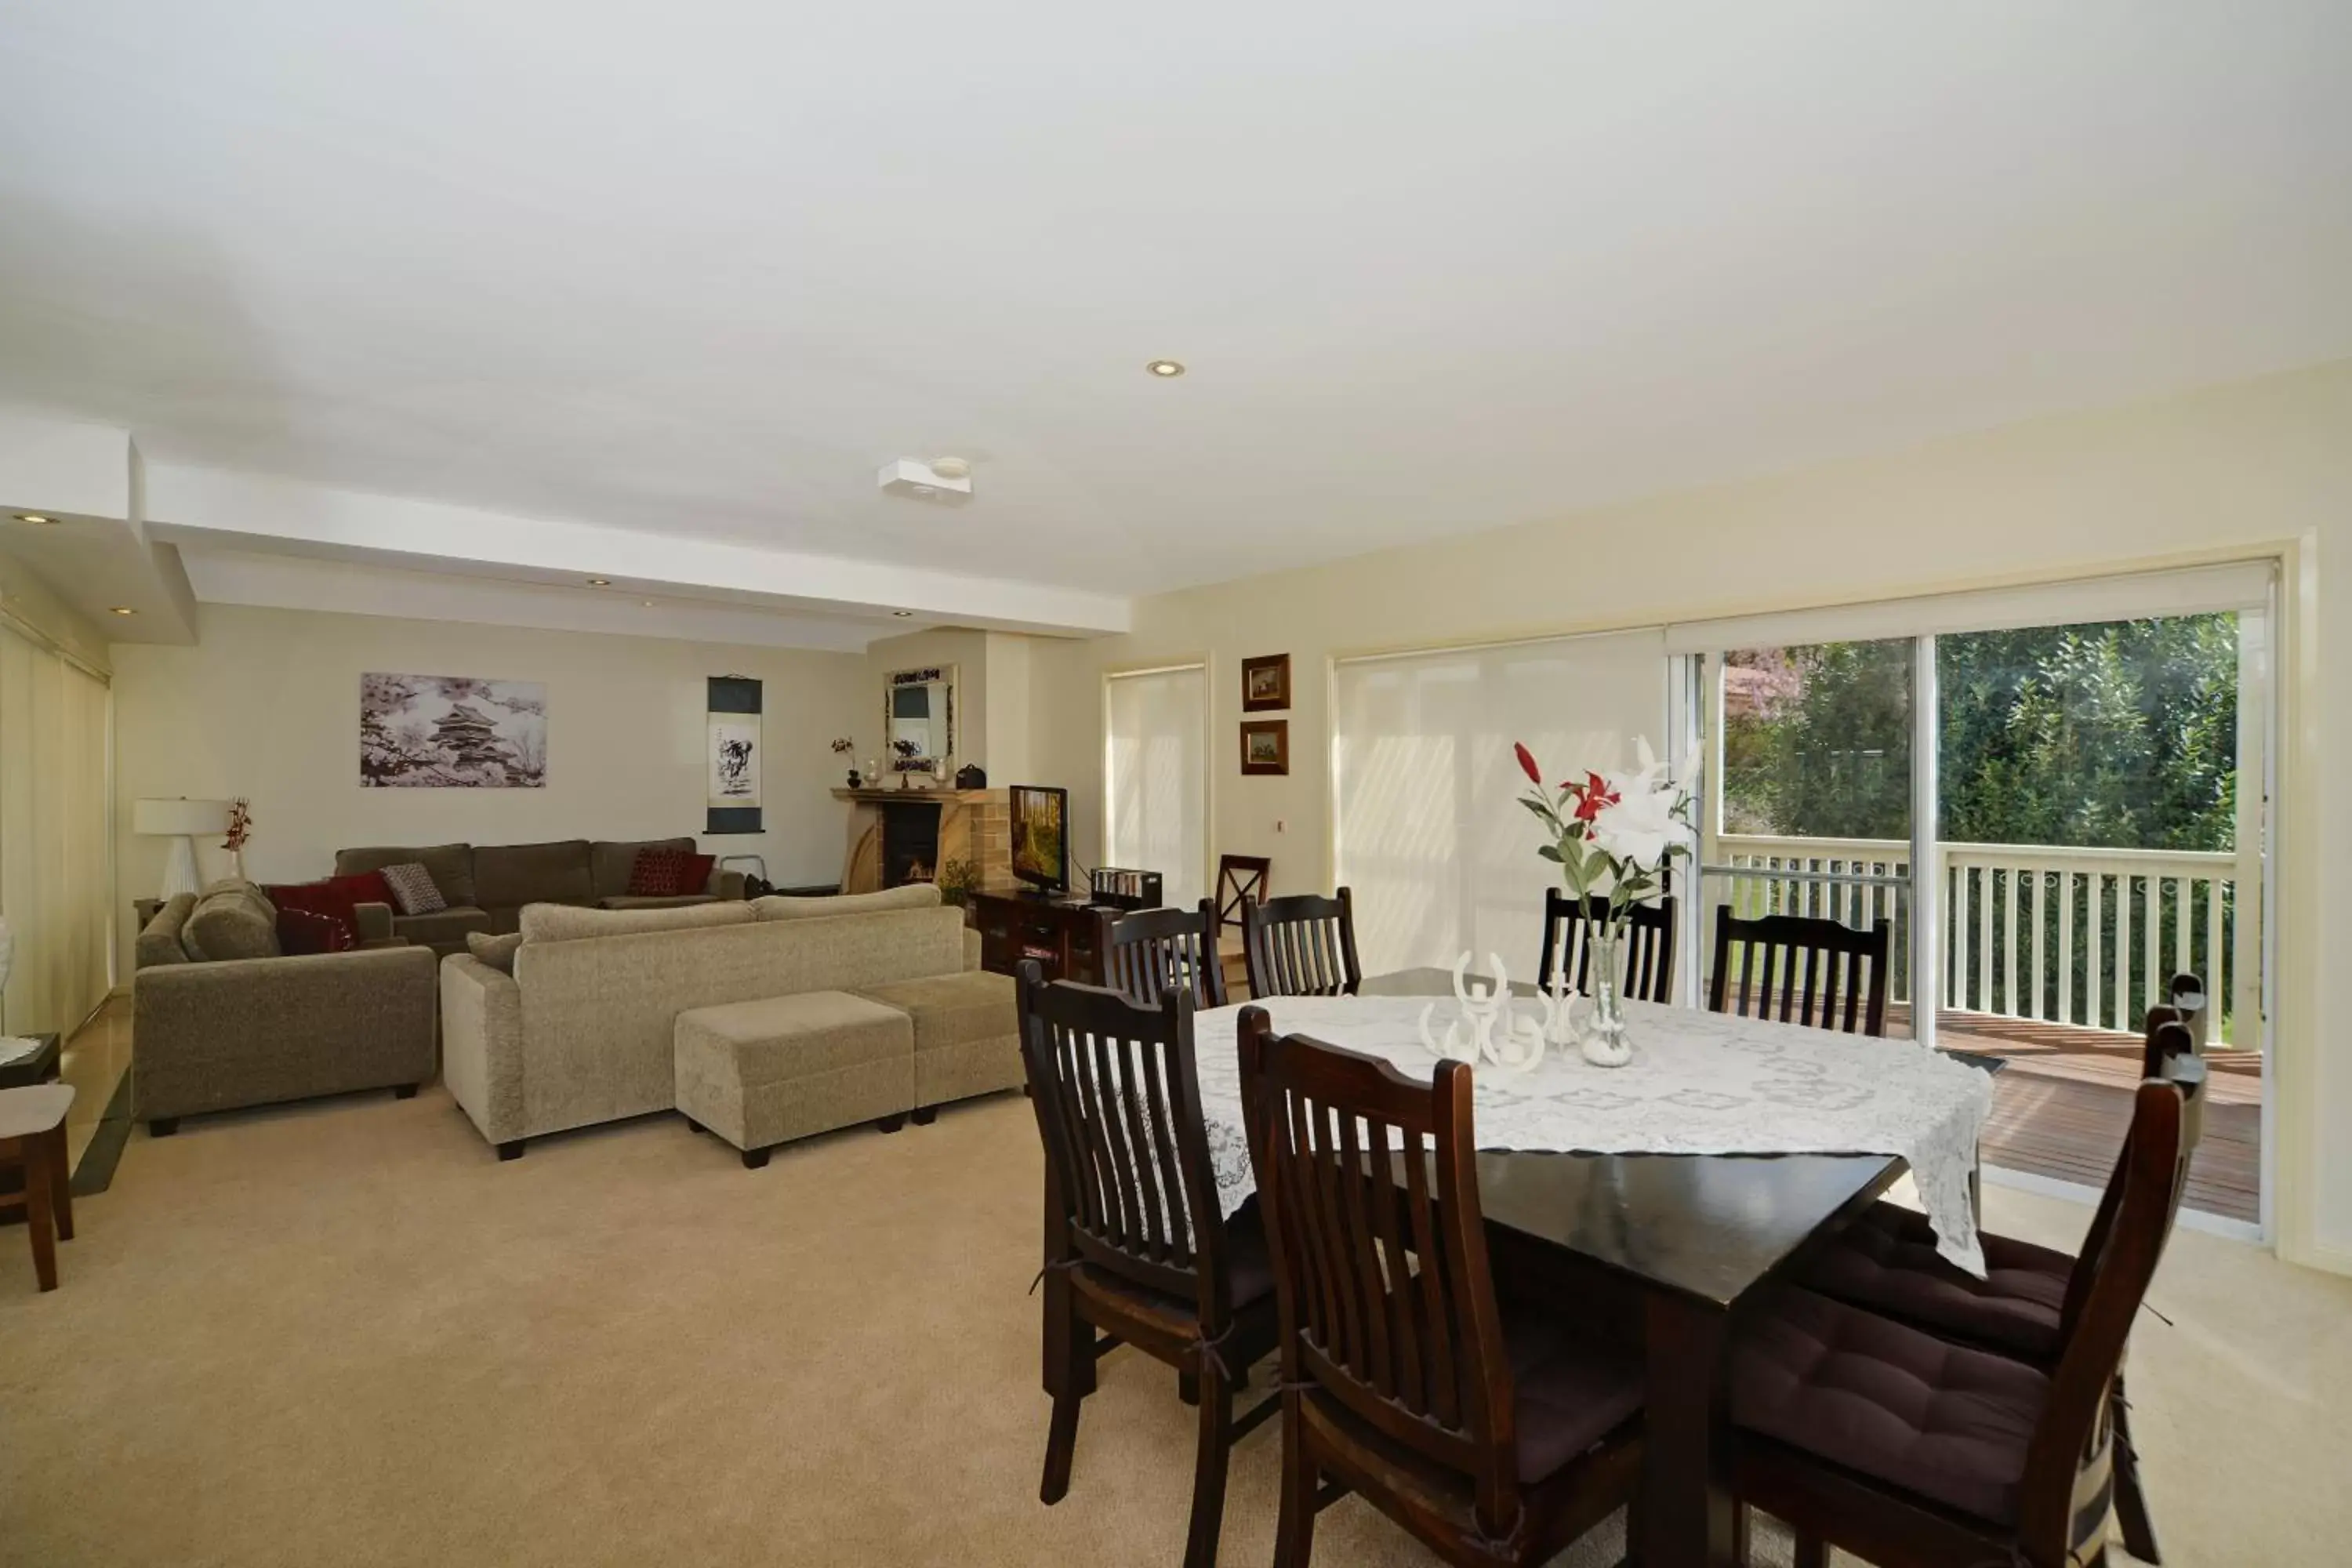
[
  {"xmin": 437, "ymin": 884, "xmax": 1017, "ymax": 1160},
  {"xmin": 333, "ymin": 837, "xmax": 746, "ymax": 954},
  {"xmin": 132, "ymin": 881, "xmax": 439, "ymax": 1134}
]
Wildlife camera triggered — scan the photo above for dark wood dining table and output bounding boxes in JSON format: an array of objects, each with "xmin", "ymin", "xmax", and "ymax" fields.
[{"xmin": 1357, "ymin": 969, "xmax": 1907, "ymax": 1568}]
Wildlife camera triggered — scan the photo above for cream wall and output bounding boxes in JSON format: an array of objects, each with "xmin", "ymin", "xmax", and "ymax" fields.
[
  {"xmin": 112, "ymin": 604, "xmax": 866, "ymax": 958},
  {"xmin": 1029, "ymin": 358, "xmax": 2352, "ymax": 1269},
  {"xmin": 862, "ymin": 626, "xmax": 1050, "ymax": 784}
]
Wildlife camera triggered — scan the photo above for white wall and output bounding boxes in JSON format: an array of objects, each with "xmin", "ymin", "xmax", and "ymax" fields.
[
  {"xmin": 112, "ymin": 604, "xmax": 866, "ymax": 956},
  {"xmin": 1029, "ymin": 358, "xmax": 2352, "ymax": 1270}
]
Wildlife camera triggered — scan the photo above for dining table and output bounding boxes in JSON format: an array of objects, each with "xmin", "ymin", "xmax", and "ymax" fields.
[{"xmin": 1192, "ymin": 966, "xmax": 1997, "ymax": 1568}]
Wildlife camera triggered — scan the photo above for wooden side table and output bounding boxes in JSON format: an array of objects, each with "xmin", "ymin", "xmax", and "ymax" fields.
[{"xmin": 1, "ymin": 1083, "xmax": 75, "ymax": 1293}]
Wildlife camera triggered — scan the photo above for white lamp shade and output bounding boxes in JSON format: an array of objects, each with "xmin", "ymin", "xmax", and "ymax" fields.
[{"xmin": 134, "ymin": 797, "xmax": 232, "ymax": 837}]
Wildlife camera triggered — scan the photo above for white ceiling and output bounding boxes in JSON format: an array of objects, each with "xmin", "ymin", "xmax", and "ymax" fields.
[{"xmin": 2, "ymin": 2, "xmax": 2349, "ymax": 628}]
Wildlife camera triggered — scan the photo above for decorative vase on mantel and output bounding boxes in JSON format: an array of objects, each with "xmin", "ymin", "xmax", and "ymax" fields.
[{"xmin": 1579, "ymin": 924, "xmax": 1632, "ymax": 1068}]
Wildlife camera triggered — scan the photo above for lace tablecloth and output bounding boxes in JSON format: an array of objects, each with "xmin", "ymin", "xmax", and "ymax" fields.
[{"xmin": 1192, "ymin": 995, "xmax": 1994, "ymax": 1276}]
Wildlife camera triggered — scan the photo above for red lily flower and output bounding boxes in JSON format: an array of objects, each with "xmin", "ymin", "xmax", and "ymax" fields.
[
  {"xmin": 1514, "ymin": 742, "xmax": 1541, "ymax": 786},
  {"xmin": 1572, "ymin": 771, "xmax": 1620, "ymax": 822}
]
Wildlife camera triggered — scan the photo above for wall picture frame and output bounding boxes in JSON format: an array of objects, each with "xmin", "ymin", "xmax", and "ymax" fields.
[
  {"xmin": 1241, "ymin": 652, "xmax": 1291, "ymax": 712},
  {"xmin": 1240, "ymin": 718, "xmax": 1289, "ymax": 775}
]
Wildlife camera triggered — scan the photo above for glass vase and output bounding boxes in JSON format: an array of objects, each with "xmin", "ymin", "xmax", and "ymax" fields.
[{"xmin": 1579, "ymin": 925, "xmax": 1632, "ymax": 1067}]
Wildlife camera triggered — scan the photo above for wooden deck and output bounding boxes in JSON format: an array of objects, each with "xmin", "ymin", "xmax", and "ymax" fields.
[{"xmin": 1925, "ymin": 1008, "xmax": 2262, "ymax": 1225}]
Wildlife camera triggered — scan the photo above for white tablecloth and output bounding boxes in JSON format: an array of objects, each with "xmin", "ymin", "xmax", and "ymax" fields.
[{"xmin": 1192, "ymin": 995, "xmax": 1994, "ymax": 1276}]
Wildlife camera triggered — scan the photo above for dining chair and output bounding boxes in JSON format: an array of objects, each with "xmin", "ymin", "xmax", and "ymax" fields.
[
  {"xmin": 1214, "ymin": 853, "xmax": 1272, "ymax": 936},
  {"xmin": 1242, "ymin": 888, "xmax": 1362, "ymax": 1000},
  {"xmin": 0, "ymin": 1083, "xmax": 76, "ymax": 1294},
  {"xmin": 1707, "ymin": 908, "xmax": 1891, "ymax": 1036},
  {"xmin": 1234, "ymin": 1010, "xmax": 1646, "ymax": 1567},
  {"xmin": 1795, "ymin": 1011, "xmax": 2209, "ymax": 1563},
  {"xmin": 1737, "ymin": 1055, "xmax": 2205, "ymax": 1568},
  {"xmin": 1106, "ymin": 898, "xmax": 1229, "ymax": 1010},
  {"xmin": 2141, "ymin": 971, "xmax": 2206, "ymax": 1076},
  {"xmin": 1014, "ymin": 962, "xmax": 1278, "ymax": 1568},
  {"xmin": 1535, "ymin": 887, "xmax": 1678, "ymax": 1004}
]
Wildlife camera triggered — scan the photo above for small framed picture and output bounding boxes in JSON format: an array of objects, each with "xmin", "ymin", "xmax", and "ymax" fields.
[
  {"xmin": 1240, "ymin": 719, "xmax": 1290, "ymax": 776},
  {"xmin": 1241, "ymin": 653, "xmax": 1291, "ymax": 713}
]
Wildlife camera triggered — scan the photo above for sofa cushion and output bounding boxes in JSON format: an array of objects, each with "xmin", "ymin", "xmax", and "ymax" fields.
[
  {"xmin": 474, "ymin": 839, "xmax": 594, "ymax": 909},
  {"xmin": 675, "ymin": 992, "xmax": 914, "ymax": 1083},
  {"xmin": 627, "ymin": 846, "xmax": 714, "ymax": 898},
  {"xmin": 466, "ymin": 930, "xmax": 526, "ymax": 974},
  {"xmin": 182, "ymin": 882, "xmax": 282, "ymax": 961},
  {"xmin": 336, "ymin": 844, "xmax": 476, "ymax": 909},
  {"xmin": 853, "ymin": 970, "xmax": 1015, "ymax": 1054},
  {"xmin": 753, "ymin": 884, "xmax": 942, "ymax": 920},
  {"xmin": 1732, "ymin": 1287, "xmax": 2047, "ymax": 1526},
  {"xmin": 277, "ymin": 906, "xmax": 355, "ymax": 956},
  {"xmin": 517, "ymin": 900, "xmax": 757, "ymax": 944},
  {"xmin": 382, "ymin": 863, "xmax": 449, "ymax": 916},
  {"xmin": 391, "ymin": 907, "xmax": 495, "ymax": 948},
  {"xmin": 266, "ymin": 878, "xmax": 375, "ymax": 946},
  {"xmin": 135, "ymin": 892, "xmax": 199, "ymax": 968},
  {"xmin": 592, "ymin": 837, "xmax": 695, "ymax": 900}
]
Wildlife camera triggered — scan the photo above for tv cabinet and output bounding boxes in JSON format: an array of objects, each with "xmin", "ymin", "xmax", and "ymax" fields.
[{"xmin": 971, "ymin": 891, "xmax": 1114, "ymax": 985}]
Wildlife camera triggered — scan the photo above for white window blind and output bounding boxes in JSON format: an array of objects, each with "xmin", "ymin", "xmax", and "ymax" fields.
[
  {"xmin": 1105, "ymin": 664, "xmax": 1208, "ymax": 909},
  {"xmin": 1333, "ymin": 630, "xmax": 1669, "ymax": 981},
  {"xmin": 0, "ymin": 624, "xmax": 112, "ymax": 1036}
]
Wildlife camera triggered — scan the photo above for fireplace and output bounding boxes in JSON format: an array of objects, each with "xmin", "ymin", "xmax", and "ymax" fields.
[{"xmin": 880, "ymin": 800, "xmax": 942, "ymax": 887}]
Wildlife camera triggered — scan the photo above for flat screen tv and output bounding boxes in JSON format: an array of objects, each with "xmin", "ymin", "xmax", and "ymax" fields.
[{"xmin": 1008, "ymin": 784, "xmax": 1069, "ymax": 895}]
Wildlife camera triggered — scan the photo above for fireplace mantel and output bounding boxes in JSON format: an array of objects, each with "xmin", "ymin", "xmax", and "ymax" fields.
[{"xmin": 832, "ymin": 787, "xmax": 1012, "ymax": 893}]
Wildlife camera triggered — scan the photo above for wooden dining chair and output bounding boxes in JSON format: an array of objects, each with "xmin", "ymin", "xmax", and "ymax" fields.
[
  {"xmin": 1014, "ymin": 962, "xmax": 1278, "ymax": 1568},
  {"xmin": 1734, "ymin": 1058, "xmax": 2204, "ymax": 1568},
  {"xmin": 1214, "ymin": 853, "xmax": 1272, "ymax": 936},
  {"xmin": 1535, "ymin": 887, "xmax": 1678, "ymax": 1004},
  {"xmin": 1235, "ymin": 1010, "xmax": 1645, "ymax": 1568},
  {"xmin": 1243, "ymin": 888, "xmax": 1363, "ymax": 1000},
  {"xmin": 1106, "ymin": 898, "xmax": 1229, "ymax": 1010},
  {"xmin": 1707, "ymin": 908, "xmax": 1891, "ymax": 1036},
  {"xmin": 2141, "ymin": 971, "xmax": 2206, "ymax": 1076},
  {"xmin": 1797, "ymin": 1014, "xmax": 2209, "ymax": 1563}
]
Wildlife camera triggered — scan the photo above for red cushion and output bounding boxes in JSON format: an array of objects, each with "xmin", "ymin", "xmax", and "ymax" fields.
[
  {"xmin": 276, "ymin": 906, "xmax": 354, "ymax": 956},
  {"xmin": 327, "ymin": 869, "xmax": 394, "ymax": 911},
  {"xmin": 267, "ymin": 873, "xmax": 392, "ymax": 944},
  {"xmin": 626, "ymin": 848, "xmax": 713, "ymax": 898}
]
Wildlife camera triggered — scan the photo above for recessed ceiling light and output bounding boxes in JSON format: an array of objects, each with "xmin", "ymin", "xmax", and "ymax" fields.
[
  {"xmin": 108, "ymin": 605, "xmax": 136, "ymax": 616},
  {"xmin": 586, "ymin": 577, "xmax": 612, "ymax": 587},
  {"xmin": 1145, "ymin": 359, "xmax": 1186, "ymax": 378},
  {"xmin": 641, "ymin": 599, "xmax": 657, "ymax": 608},
  {"xmin": 13, "ymin": 513, "xmax": 56, "ymax": 524},
  {"xmin": 892, "ymin": 610, "xmax": 916, "ymax": 618}
]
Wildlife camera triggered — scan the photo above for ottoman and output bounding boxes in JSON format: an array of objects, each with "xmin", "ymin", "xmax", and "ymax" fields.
[
  {"xmin": 852, "ymin": 969, "xmax": 1021, "ymax": 1121},
  {"xmin": 673, "ymin": 991, "xmax": 915, "ymax": 1168}
]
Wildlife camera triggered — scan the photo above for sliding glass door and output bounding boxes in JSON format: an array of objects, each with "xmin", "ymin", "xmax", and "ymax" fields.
[{"xmin": 1103, "ymin": 664, "xmax": 1209, "ymax": 908}]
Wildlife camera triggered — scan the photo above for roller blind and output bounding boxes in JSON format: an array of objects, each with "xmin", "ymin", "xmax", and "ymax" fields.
[
  {"xmin": 1333, "ymin": 630, "xmax": 1668, "ymax": 981},
  {"xmin": 0, "ymin": 624, "xmax": 113, "ymax": 1036},
  {"xmin": 1105, "ymin": 664, "xmax": 1208, "ymax": 909}
]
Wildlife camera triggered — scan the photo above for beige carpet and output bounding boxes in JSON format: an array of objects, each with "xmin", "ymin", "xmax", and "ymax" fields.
[{"xmin": 2, "ymin": 1086, "xmax": 2346, "ymax": 1567}]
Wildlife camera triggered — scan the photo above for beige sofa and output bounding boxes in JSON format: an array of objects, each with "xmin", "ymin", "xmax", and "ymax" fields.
[{"xmin": 437, "ymin": 884, "xmax": 1016, "ymax": 1160}]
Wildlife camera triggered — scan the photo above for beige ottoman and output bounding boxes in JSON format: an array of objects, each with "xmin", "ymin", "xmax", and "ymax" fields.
[
  {"xmin": 673, "ymin": 992, "xmax": 915, "ymax": 1168},
  {"xmin": 853, "ymin": 969, "xmax": 1021, "ymax": 1122}
]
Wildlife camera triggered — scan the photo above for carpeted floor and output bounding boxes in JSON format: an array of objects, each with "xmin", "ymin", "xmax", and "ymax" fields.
[{"xmin": 2, "ymin": 1085, "xmax": 2347, "ymax": 1566}]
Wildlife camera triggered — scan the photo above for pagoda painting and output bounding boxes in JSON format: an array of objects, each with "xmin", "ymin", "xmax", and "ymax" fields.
[{"xmin": 361, "ymin": 673, "xmax": 547, "ymax": 788}]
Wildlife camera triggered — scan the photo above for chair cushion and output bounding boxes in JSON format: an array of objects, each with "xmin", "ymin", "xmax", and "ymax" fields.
[
  {"xmin": 1733, "ymin": 1287, "xmax": 2048, "ymax": 1526},
  {"xmin": 336, "ymin": 843, "xmax": 475, "ymax": 909},
  {"xmin": 474, "ymin": 840, "xmax": 593, "ymax": 909},
  {"xmin": 1802, "ymin": 1202, "xmax": 2071, "ymax": 1362},
  {"xmin": 380, "ymin": 863, "xmax": 449, "ymax": 916},
  {"xmin": 852, "ymin": 969, "xmax": 1015, "ymax": 1052},
  {"xmin": 1502, "ymin": 1304, "xmax": 1646, "ymax": 1484},
  {"xmin": 591, "ymin": 837, "xmax": 696, "ymax": 900},
  {"xmin": 181, "ymin": 882, "xmax": 281, "ymax": 961}
]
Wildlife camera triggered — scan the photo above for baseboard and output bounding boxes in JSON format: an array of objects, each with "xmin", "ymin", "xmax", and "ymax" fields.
[{"xmin": 1981, "ymin": 1162, "xmax": 2264, "ymax": 1245}]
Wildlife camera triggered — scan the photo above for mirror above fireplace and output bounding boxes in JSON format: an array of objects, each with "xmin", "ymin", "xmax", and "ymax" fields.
[{"xmin": 884, "ymin": 664, "xmax": 957, "ymax": 774}]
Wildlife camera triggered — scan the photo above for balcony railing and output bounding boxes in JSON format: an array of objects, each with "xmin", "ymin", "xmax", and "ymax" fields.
[{"xmin": 1711, "ymin": 834, "xmax": 2255, "ymax": 1046}]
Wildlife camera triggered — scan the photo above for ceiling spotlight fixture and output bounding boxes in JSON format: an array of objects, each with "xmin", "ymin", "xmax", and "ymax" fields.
[
  {"xmin": 929, "ymin": 456, "xmax": 971, "ymax": 481},
  {"xmin": 586, "ymin": 577, "xmax": 612, "ymax": 587},
  {"xmin": 641, "ymin": 599, "xmax": 657, "ymax": 608},
  {"xmin": 13, "ymin": 513, "xmax": 56, "ymax": 524},
  {"xmin": 1145, "ymin": 359, "xmax": 1185, "ymax": 378},
  {"xmin": 108, "ymin": 605, "xmax": 136, "ymax": 616}
]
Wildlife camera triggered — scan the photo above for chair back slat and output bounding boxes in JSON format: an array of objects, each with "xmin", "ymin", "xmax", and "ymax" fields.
[
  {"xmin": 1108, "ymin": 899, "xmax": 1228, "ymax": 1009},
  {"xmin": 2018, "ymin": 1054, "xmax": 2204, "ymax": 1565},
  {"xmin": 1215, "ymin": 854, "xmax": 1272, "ymax": 935},
  {"xmin": 1238, "ymin": 1011, "xmax": 1517, "ymax": 1530},
  {"xmin": 1243, "ymin": 887, "xmax": 1363, "ymax": 1000},
  {"xmin": 1535, "ymin": 887, "xmax": 1679, "ymax": 1004},
  {"xmin": 1018, "ymin": 964, "xmax": 1232, "ymax": 1316},
  {"xmin": 1707, "ymin": 908, "xmax": 1890, "ymax": 1036}
]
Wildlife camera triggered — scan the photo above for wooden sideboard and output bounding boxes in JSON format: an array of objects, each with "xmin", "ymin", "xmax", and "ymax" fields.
[{"xmin": 971, "ymin": 891, "xmax": 1115, "ymax": 985}]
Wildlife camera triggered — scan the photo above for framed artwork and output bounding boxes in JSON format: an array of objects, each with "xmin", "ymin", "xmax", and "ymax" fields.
[
  {"xmin": 360, "ymin": 673, "xmax": 546, "ymax": 788},
  {"xmin": 1240, "ymin": 719, "xmax": 1290, "ymax": 776},
  {"xmin": 1241, "ymin": 653, "xmax": 1291, "ymax": 712},
  {"xmin": 707, "ymin": 676, "xmax": 763, "ymax": 834}
]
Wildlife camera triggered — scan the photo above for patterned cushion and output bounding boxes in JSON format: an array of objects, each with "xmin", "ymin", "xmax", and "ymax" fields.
[
  {"xmin": 466, "ymin": 930, "xmax": 525, "ymax": 973},
  {"xmin": 626, "ymin": 847, "xmax": 713, "ymax": 897},
  {"xmin": 277, "ymin": 906, "xmax": 354, "ymax": 956},
  {"xmin": 380, "ymin": 862, "xmax": 448, "ymax": 916}
]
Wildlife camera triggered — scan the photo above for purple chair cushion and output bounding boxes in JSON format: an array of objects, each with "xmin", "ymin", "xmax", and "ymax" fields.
[
  {"xmin": 1733, "ymin": 1287, "xmax": 2048, "ymax": 1525},
  {"xmin": 1803, "ymin": 1202, "xmax": 2071, "ymax": 1362},
  {"xmin": 1503, "ymin": 1306, "xmax": 1646, "ymax": 1483}
]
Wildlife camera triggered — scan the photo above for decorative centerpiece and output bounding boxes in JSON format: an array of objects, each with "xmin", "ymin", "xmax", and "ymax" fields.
[
  {"xmin": 1417, "ymin": 951, "xmax": 1567, "ymax": 1073},
  {"xmin": 223, "ymin": 798, "xmax": 254, "ymax": 880},
  {"xmin": 1514, "ymin": 737, "xmax": 1692, "ymax": 1066},
  {"xmin": 832, "ymin": 736, "xmax": 858, "ymax": 787}
]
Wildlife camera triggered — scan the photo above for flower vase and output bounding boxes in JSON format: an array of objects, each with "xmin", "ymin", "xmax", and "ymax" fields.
[{"xmin": 1579, "ymin": 926, "xmax": 1632, "ymax": 1067}]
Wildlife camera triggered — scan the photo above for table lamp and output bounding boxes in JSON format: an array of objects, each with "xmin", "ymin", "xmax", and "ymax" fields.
[{"xmin": 134, "ymin": 797, "xmax": 232, "ymax": 899}]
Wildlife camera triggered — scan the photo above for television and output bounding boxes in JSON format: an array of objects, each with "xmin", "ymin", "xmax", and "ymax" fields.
[{"xmin": 1008, "ymin": 784, "xmax": 1069, "ymax": 895}]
